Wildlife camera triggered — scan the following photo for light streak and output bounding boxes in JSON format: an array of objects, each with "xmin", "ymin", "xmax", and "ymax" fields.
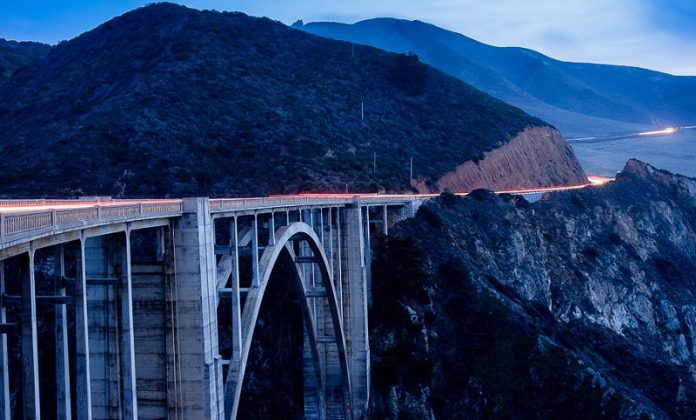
[
  {"xmin": 587, "ymin": 176, "xmax": 613, "ymax": 186},
  {"xmin": 638, "ymin": 127, "xmax": 677, "ymax": 136},
  {"xmin": 0, "ymin": 182, "xmax": 614, "ymax": 214}
]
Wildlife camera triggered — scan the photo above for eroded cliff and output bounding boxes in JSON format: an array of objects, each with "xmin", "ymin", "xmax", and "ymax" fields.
[
  {"xmin": 370, "ymin": 160, "xmax": 696, "ymax": 418},
  {"xmin": 434, "ymin": 126, "xmax": 588, "ymax": 192}
]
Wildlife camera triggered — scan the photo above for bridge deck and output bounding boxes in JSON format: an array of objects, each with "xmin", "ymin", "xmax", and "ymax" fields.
[{"xmin": 0, "ymin": 184, "xmax": 592, "ymax": 251}]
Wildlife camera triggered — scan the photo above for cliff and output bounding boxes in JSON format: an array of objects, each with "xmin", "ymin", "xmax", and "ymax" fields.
[
  {"xmin": 434, "ymin": 126, "xmax": 587, "ymax": 192},
  {"xmin": 370, "ymin": 160, "xmax": 696, "ymax": 418}
]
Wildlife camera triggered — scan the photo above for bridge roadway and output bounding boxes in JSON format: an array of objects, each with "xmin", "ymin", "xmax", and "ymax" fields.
[{"xmin": 0, "ymin": 184, "xmax": 591, "ymax": 420}]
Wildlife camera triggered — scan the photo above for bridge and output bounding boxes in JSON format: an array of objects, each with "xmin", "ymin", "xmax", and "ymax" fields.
[{"xmin": 0, "ymin": 186, "xmax": 587, "ymax": 419}]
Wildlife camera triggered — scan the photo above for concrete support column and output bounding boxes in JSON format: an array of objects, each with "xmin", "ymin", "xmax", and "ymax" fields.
[
  {"xmin": 251, "ymin": 215, "xmax": 259, "ymax": 287},
  {"xmin": 363, "ymin": 206, "xmax": 372, "ymax": 307},
  {"xmin": 342, "ymin": 199, "xmax": 369, "ymax": 417},
  {"xmin": 382, "ymin": 205, "xmax": 388, "ymax": 236},
  {"xmin": 302, "ymin": 329, "xmax": 324, "ymax": 420},
  {"xmin": 268, "ymin": 212, "xmax": 275, "ymax": 246},
  {"xmin": 22, "ymin": 250, "xmax": 41, "ymax": 419},
  {"xmin": 120, "ymin": 231, "xmax": 138, "ymax": 419},
  {"xmin": 172, "ymin": 198, "xmax": 223, "ymax": 419},
  {"xmin": 0, "ymin": 261, "xmax": 10, "ymax": 420},
  {"xmin": 334, "ymin": 209, "xmax": 343, "ymax": 319},
  {"xmin": 132, "ymin": 249, "xmax": 168, "ymax": 418},
  {"xmin": 54, "ymin": 245, "xmax": 72, "ymax": 419},
  {"xmin": 76, "ymin": 239, "xmax": 93, "ymax": 420},
  {"xmin": 86, "ymin": 234, "xmax": 136, "ymax": 418},
  {"xmin": 230, "ymin": 218, "xmax": 242, "ymax": 362},
  {"xmin": 163, "ymin": 226, "xmax": 183, "ymax": 418}
]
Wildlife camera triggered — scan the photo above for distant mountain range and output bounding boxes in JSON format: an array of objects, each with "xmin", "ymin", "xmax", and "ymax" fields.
[
  {"xmin": 296, "ymin": 18, "xmax": 696, "ymax": 137},
  {"xmin": 0, "ymin": 3, "xmax": 574, "ymax": 198}
]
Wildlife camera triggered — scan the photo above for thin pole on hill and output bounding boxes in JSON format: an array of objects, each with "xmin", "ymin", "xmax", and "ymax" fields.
[
  {"xmin": 410, "ymin": 157, "xmax": 413, "ymax": 184},
  {"xmin": 361, "ymin": 99, "xmax": 364, "ymax": 122}
]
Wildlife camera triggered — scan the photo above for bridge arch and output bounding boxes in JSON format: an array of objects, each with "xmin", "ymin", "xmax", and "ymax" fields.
[{"xmin": 225, "ymin": 222, "xmax": 353, "ymax": 419}]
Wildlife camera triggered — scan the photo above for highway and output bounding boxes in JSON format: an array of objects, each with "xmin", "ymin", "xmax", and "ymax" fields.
[{"xmin": 0, "ymin": 179, "xmax": 612, "ymax": 214}]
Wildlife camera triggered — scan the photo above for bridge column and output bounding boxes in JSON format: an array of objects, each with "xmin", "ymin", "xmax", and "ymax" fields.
[
  {"xmin": 230, "ymin": 218, "xmax": 242, "ymax": 362},
  {"xmin": 76, "ymin": 239, "xmax": 93, "ymax": 420},
  {"xmin": 130, "ymin": 226, "xmax": 182, "ymax": 418},
  {"xmin": 22, "ymin": 250, "xmax": 41, "ymax": 419},
  {"xmin": 342, "ymin": 199, "xmax": 370, "ymax": 418},
  {"xmin": 363, "ymin": 206, "xmax": 372, "ymax": 307},
  {"xmin": 54, "ymin": 245, "xmax": 72, "ymax": 419},
  {"xmin": 0, "ymin": 261, "xmax": 9, "ymax": 420},
  {"xmin": 171, "ymin": 198, "xmax": 223, "ymax": 419},
  {"xmin": 84, "ymin": 233, "xmax": 138, "ymax": 419}
]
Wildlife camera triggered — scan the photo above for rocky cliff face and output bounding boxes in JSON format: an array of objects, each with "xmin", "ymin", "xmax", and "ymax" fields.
[
  {"xmin": 435, "ymin": 126, "xmax": 587, "ymax": 192},
  {"xmin": 369, "ymin": 160, "xmax": 696, "ymax": 418}
]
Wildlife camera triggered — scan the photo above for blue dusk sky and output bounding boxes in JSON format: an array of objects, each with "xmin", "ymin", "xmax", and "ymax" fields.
[{"xmin": 2, "ymin": 0, "xmax": 696, "ymax": 75}]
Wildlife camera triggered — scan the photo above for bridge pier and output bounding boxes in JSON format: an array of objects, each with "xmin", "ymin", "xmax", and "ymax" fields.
[
  {"xmin": 84, "ymin": 233, "xmax": 138, "ymax": 419},
  {"xmin": 129, "ymin": 226, "xmax": 179, "ymax": 418},
  {"xmin": 0, "ymin": 261, "xmax": 9, "ymax": 420},
  {"xmin": 53, "ymin": 245, "xmax": 72, "ymax": 419},
  {"xmin": 23, "ymin": 250, "xmax": 41, "ymax": 419},
  {"xmin": 342, "ymin": 199, "xmax": 370, "ymax": 418},
  {"xmin": 171, "ymin": 198, "xmax": 224, "ymax": 419}
]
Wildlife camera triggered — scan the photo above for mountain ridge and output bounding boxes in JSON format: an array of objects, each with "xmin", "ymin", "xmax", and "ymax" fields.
[
  {"xmin": 0, "ymin": 3, "xmax": 585, "ymax": 198},
  {"xmin": 297, "ymin": 18, "xmax": 696, "ymax": 136}
]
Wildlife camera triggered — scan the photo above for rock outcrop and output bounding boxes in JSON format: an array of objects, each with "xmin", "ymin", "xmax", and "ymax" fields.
[
  {"xmin": 370, "ymin": 160, "xmax": 696, "ymax": 418},
  {"xmin": 435, "ymin": 126, "xmax": 588, "ymax": 192}
]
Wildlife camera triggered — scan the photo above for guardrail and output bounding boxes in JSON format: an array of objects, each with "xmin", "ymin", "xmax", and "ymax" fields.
[
  {"xmin": 0, "ymin": 201, "xmax": 183, "ymax": 241},
  {"xmin": 0, "ymin": 186, "xmax": 585, "ymax": 244}
]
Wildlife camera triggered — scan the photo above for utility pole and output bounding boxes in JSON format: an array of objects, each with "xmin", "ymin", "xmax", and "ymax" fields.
[
  {"xmin": 361, "ymin": 100, "xmax": 364, "ymax": 122},
  {"xmin": 409, "ymin": 156, "xmax": 413, "ymax": 183}
]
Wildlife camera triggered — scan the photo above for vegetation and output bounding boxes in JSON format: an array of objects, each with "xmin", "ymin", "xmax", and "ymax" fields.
[
  {"xmin": 0, "ymin": 3, "xmax": 545, "ymax": 198},
  {"xmin": 0, "ymin": 39, "xmax": 50, "ymax": 82},
  {"xmin": 300, "ymin": 18, "xmax": 696, "ymax": 136}
]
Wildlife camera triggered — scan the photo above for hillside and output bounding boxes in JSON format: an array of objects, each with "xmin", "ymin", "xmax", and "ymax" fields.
[
  {"xmin": 369, "ymin": 160, "xmax": 696, "ymax": 417},
  {"xmin": 0, "ymin": 4, "xmax": 588, "ymax": 198},
  {"xmin": 297, "ymin": 18, "xmax": 696, "ymax": 137},
  {"xmin": 0, "ymin": 39, "xmax": 50, "ymax": 81}
]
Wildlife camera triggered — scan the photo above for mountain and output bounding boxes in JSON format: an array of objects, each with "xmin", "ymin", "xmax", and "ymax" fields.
[
  {"xmin": 0, "ymin": 3, "xmax": 586, "ymax": 198},
  {"xmin": 370, "ymin": 160, "xmax": 696, "ymax": 417},
  {"xmin": 296, "ymin": 18, "xmax": 696, "ymax": 137},
  {"xmin": 0, "ymin": 39, "xmax": 50, "ymax": 81}
]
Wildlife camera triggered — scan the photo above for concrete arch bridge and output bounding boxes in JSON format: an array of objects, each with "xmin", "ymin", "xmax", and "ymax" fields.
[{"xmin": 0, "ymin": 188, "xmax": 572, "ymax": 419}]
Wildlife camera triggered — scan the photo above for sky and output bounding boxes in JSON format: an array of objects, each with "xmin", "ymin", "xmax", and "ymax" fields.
[{"xmin": 2, "ymin": 0, "xmax": 696, "ymax": 75}]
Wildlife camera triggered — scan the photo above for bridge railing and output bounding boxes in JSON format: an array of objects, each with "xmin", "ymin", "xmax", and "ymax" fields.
[
  {"xmin": 0, "ymin": 201, "xmax": 183, "ymax": 241},
  {"xmin": 0, "ymin": 186, "xmax": 583, "ymax": 243},
  {"xmin": 208, "ymin": 194, "xmax": 435, "ymax": 212}
]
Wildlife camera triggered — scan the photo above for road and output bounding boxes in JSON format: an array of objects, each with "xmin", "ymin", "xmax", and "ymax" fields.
[{"xmin": 0, "ymin": 180, "xmax": 613, "ymax": 214}]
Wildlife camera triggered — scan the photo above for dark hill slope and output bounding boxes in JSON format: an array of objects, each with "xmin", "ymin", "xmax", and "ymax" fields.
[
  {"xmin": 0, "ymin": 39, "xmax": 50, "ymax": 81},
  {"xmin": 0, "ymin": 3, "xmax": 582, "ymax": 198},
  {"xmin": 298, "ymin": 18, "xmax": 696, "ymax": 136},
  {"xmin": 370, "ymin": 160, "xmax": 696, "ymax": 417}
]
